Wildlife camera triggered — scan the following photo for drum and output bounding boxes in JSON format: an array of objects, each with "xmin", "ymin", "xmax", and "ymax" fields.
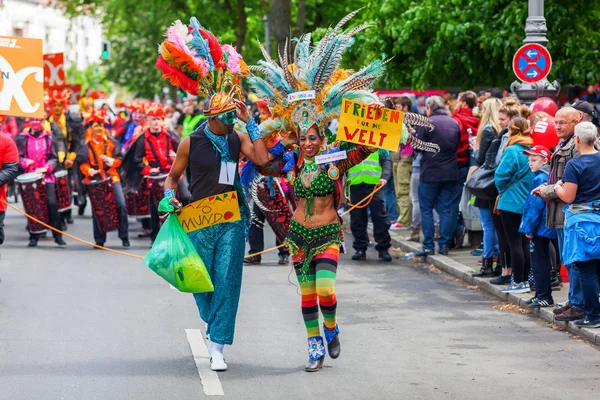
[
  {"xmin": 146, "ymin": 174, "xmax": 169, "ymax": 205},
  {"xmin": 84, "ymin": 178, "xmax": 119, "ymax": 232},
  {"xmin": 15, "ymin": 173, "xmax": 48, "ymax": 234},
  {"xmin": 126, "ymin": 179, "xmax": 151, "ymax": 217},
  {"xmin": 54, "ymin": 170, "xmax": 72, "ymax": 212}
]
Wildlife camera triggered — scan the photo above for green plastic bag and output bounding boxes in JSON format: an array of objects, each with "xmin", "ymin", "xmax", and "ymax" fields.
[{"xmin": 143, "ymin": 213, "xmax": 214, "ymax": 293}]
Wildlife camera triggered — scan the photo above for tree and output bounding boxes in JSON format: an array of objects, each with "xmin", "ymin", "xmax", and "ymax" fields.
[{"xmin": 357, "ymin": 0, "xmax": 600, "ymax": 90}]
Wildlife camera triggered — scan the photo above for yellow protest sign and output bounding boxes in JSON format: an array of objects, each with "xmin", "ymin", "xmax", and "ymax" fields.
[
  {"xmin": 176, "ymin": 191, "xmax": 241, "ymax": 233},
  {"xmin": 336, "ymin": 99, "xmax": 405, "ymax": 152},
  {"xmin": 0, "ymin": 36, "xmax": 44, "ymax": 118}
]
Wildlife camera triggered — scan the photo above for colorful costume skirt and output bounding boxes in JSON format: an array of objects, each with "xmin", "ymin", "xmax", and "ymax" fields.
[{"xmin": 286, "ymin": 219, "xmax": 343, "ymax": 280}]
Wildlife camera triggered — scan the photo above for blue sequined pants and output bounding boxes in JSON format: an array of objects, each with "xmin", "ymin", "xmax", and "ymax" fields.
[{"xmin": 188, "ymin": 220, "xmax": 245, "ymax": 345}]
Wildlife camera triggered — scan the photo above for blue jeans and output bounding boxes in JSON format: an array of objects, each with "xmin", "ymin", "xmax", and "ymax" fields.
[
  {"xmin": 478, "ymin": 206, "xmax": 497, "ymax": 259},
  {"xmin": 383, "ymin": 178, "xmax": 399, "ymax": 222},
  {"xmin": 418, "ymin": 179, "xmax": 458, "ymax": 250},
  {"xmin": 557, "ymin": 228, "xmax": 584, "ymax": 310},
  {"xmin": 574, "ymin": 259, "xmax": 600, "ymax": 321}
]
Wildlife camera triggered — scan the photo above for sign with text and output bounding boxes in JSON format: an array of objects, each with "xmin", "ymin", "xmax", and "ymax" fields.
[
  {"xmin": 176, "ymin": 191, "xmax": 241, "ymax": 233},
  {"xmin": 0, "ymin": 36, "xmax": 44, "ymax": 118},
  {"xmin": 43, "ymin": 53, "xmax": 65, "ymax": 89},
  {"xmin": 315, "ymin": 150, "xmax": 347, "ymax": 165},
  {"xmin": 336, "ymin": 99, "xmax": 404, "ymax": 152}
]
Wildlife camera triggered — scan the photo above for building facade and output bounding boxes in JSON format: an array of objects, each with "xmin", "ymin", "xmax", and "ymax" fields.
[{"xmin": 0, "ymin": 0, "xmax": 103, "ymax": 70}]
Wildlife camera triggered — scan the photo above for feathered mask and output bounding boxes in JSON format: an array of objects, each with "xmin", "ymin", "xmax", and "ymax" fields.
[
  {"xmin": 156, "ymin": 17, "xmax": 249, "ymax": 116},
  {"xmin": 84, "ymin": 109, "xmax": 110, "ymax": 125},
  {"xmin": 248, "ymin": 9, "xmax": 436, "ymax": 152},
  {"xmin": 46, "ymin": 89, "xmax": 70, "ymax": 109}
]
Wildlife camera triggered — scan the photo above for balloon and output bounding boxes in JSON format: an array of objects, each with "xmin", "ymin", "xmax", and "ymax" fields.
[
  {"xmin": 532, "ymin": 116, "xmax": 559, "ymax": 149},
  {"xmin": 531, "ymin": 97, "xmax": 558, "ymax": 117}
]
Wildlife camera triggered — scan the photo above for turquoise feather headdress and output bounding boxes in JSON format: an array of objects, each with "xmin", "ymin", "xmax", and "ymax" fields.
[{"xmin": 247, "ymin": 9, "xmax": 386, "ymax": 142}]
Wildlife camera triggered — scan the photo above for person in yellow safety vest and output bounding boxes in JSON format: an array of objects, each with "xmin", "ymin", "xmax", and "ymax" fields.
[
  {"xmin": 177, "ymin": 102, "xmax": 206, "ymax": 139},
  {"xmin": 347, "ymin": 149, "xmax": 393, "ymax": 261}
]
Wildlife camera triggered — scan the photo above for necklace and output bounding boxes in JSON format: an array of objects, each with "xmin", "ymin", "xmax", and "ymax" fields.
[{"xmin": 300, "ymin": 160, "xmax": 321, "ymax": 189}]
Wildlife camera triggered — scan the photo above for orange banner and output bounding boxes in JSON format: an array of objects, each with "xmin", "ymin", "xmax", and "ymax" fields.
[
  {"xmin": 0, "ymin": 36, "xmax": 44, "ymax": 118},
  {"xmin": 43, "ymin": 53, "xmax": 65, "ymax": 89}
]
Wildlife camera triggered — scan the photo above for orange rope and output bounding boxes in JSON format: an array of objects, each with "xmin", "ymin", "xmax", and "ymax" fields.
[
  {"xmin": 2, "ymin": 182, "xmax": 384, "ymax": 259},
  {"xmin": 1, "ymin": 199, "xmax": 144, "ymax": 259}
]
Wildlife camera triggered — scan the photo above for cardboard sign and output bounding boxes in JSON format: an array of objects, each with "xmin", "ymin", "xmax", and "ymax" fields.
[
  {"xmin": 0, "ymin": 36, "xmax": 44, "ymax": 118},
  {"xmin": 176, "ymin": 191, "xmax": 241, "ymax": 233},
  {"xmin": 336, "ymin": 99, "xmax": 405, "ymax": 152},
  {"xmin": 43, "ymin": 53, "xmax": 65, "ymax": 89}
]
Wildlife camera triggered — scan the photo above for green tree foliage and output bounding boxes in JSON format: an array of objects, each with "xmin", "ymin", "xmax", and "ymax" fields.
[{"xmin": 359, "ymin": 0, "xmax": 600, "ymax": 90}]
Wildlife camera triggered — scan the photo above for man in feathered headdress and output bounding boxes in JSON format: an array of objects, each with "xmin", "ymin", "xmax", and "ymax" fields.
[
  {"xmin": 156, "ymin": 17, "xmax": 269, "ymax": 372},
  {"xmin": 46, "ymin": 89, "xmax": 84, "ymax": 224},
  {"xmin": 76, "ymin": 109, "xmax": 129, "ymax": 248}
]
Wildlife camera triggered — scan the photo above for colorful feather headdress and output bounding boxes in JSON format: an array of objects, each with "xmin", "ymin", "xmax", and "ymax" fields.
[
  {"xmin": 156, "ymin": 17, "xmax": 249, "ymax": 116},
  {"xmin": 248, "ymin": 9, "xmax": 436, "ymax": 151}
]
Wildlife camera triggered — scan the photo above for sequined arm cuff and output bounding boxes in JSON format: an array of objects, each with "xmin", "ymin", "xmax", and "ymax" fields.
[
  {"xmin": 245, "ymin": 118, "xmax": 262, "ymax": 142},
  {"xmin": 268, "ymin": 141, "xmax": 287, "ymax": 157},
  {"xmin": 164, "ymin": 188, "xmax": 176, "ymax": 199}
]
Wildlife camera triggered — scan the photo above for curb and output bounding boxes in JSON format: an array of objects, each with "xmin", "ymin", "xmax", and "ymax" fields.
[{"xmin": 384, "ymin": 231, "xmax": 600, "ymax": 347}]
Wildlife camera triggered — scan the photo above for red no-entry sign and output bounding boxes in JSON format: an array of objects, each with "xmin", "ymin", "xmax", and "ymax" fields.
[{"xmin": 512, "ymin": 43, "xmax": 552, "ymax": 83}]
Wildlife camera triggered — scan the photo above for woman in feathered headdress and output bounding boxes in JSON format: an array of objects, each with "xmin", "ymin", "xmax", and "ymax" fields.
[
  {"xmin": 155, "ymin": 17, "xmax": 270, "ymax": 372},
  {"xmin": 248, "ymin": 9, "xmax": 437, "ymax": 372}
]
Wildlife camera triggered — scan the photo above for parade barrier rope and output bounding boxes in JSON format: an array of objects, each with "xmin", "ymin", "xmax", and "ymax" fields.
[{"xmin": 0, "ymin": 182, "xmax": 384, "ymax": 259}]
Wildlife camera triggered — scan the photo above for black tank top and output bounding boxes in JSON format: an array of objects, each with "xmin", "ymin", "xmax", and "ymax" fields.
[{"xmin": 188, "ymin": 125, "xmax": 241, "ymax": 202}]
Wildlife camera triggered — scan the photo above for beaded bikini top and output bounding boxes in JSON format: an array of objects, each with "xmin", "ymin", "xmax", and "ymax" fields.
[{"xmin": 294, "ymin": 166, "xmax": 335, "ymax": 199}]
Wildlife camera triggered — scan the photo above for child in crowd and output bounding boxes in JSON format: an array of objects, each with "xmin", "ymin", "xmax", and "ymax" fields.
[{"xmin": 519, "ymin": 145, "xmax": 557, "ymax": 307}]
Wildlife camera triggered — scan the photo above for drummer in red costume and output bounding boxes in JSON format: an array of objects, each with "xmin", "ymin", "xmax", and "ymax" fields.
[
  {"xmin": 16, "ymin": 118, "xmax": 67, "ymax": 247},
  {"xmin": 46, "ymin": 89, "xmax": 84, "ymax": 221},
  {"xmin": 77, "ymin": 110, "xmax": 129, "ymax": 248},
  {"xmin": 129, "ymin": 103, "xmax": 190, "ymax": 241}
]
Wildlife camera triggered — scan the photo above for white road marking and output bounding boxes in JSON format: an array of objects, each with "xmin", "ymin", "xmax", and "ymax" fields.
[{"xmin": 185, "ymin": 329, "xmax": 224, "ymax": 396}]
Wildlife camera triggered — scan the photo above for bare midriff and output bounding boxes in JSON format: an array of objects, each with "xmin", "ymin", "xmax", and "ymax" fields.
[{"xmin": 292, "ymin": 195, "xmax": 339, "ymax": 228}]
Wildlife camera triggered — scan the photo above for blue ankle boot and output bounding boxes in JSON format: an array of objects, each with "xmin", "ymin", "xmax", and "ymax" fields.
[
  {"xmin": 324, "ymin": 324, "xmax": 341, "ymax": 359},
  {"xmin": 305, "ymin": 336, "xmax": 326, "ymax": 372}
]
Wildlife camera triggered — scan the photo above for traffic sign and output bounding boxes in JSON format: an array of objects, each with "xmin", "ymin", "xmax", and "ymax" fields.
[{"xmin": 512, "ymin": 43, "xmax": 552, "ymax": 83}]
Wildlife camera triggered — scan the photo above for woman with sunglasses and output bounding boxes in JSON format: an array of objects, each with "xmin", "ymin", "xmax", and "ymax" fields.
[{"xmin": 249, "ymin": 10, "xmax": 435, "ymax": 372}]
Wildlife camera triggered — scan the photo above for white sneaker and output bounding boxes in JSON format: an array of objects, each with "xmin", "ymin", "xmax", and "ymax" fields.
[
  {"xmin": 502, "ymin": 281, "xmax": 530, "ymax": 294},
  {"xmin": 210, "ymin": 350, "xmax": 227, "ymax": 372}
]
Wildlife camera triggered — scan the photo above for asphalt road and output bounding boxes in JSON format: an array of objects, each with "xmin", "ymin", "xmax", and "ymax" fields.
[{"xmin": 0, "ymin": 203, "xmax": 599, "ymax": 400}]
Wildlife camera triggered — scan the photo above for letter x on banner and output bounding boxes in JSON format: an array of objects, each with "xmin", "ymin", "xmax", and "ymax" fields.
[
  {"xmin": 0, "ymin": 36, "xmax": 44, "ymax": 118},
  {"xmin": 44, "ymin": 53, "xmax": 66, "ymax": 89}
]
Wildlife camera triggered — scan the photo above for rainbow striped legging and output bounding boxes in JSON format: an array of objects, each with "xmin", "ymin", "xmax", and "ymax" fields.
[{"xmin": 287, "ymin": 220, "xmax": 341, "ymax": 338}]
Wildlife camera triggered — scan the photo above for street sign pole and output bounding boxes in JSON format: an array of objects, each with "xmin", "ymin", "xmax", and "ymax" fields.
[{"xmin": 510, "ymin": 0, "xmax": 560, "ymax": 104}]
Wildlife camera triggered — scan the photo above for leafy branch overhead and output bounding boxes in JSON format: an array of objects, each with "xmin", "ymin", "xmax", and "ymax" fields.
[{"xmin": 57, "ymin": 0, "xmax": 600, "ymax": 97}]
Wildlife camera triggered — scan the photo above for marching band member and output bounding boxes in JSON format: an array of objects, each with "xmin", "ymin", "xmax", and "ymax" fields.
[
  {"xmin": 46, "ymin": 89, "xmax": 84, "ymax": 220},
  {"xmin": 77, "ymin": 110, "xmax": 129, "ymax": 248},
  {"xmin": 126, "ymin": 103, "xmax": 190, "ymax": 241},
  {"xmin": 17, "ymin": 118, "xmax": 67, "ymax": 247}
]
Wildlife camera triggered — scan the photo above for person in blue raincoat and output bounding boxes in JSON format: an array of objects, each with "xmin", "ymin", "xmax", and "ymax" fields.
[{"xmin": 555, "ymin": 122, "xmax": 600, "ymax": 328}]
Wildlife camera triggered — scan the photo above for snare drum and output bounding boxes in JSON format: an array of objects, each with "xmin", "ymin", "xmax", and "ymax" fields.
[
  {"xmin": 15, "ymin": 173, "xmax": 48, "ymax": 234},
  {"xmin": 125, "ymin": 179, "xmax": 151, "ymax": 217},
  {"xmin": 146, "ymin": 173, "xmax": 169, "ymax": 205},
  {"xmin": 84, "ymin": 178, "xmax": 119, "ymax": 232},
  {"xmin": 54, "ymin": 170, "xmax": 72, "ymax": 212}
]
